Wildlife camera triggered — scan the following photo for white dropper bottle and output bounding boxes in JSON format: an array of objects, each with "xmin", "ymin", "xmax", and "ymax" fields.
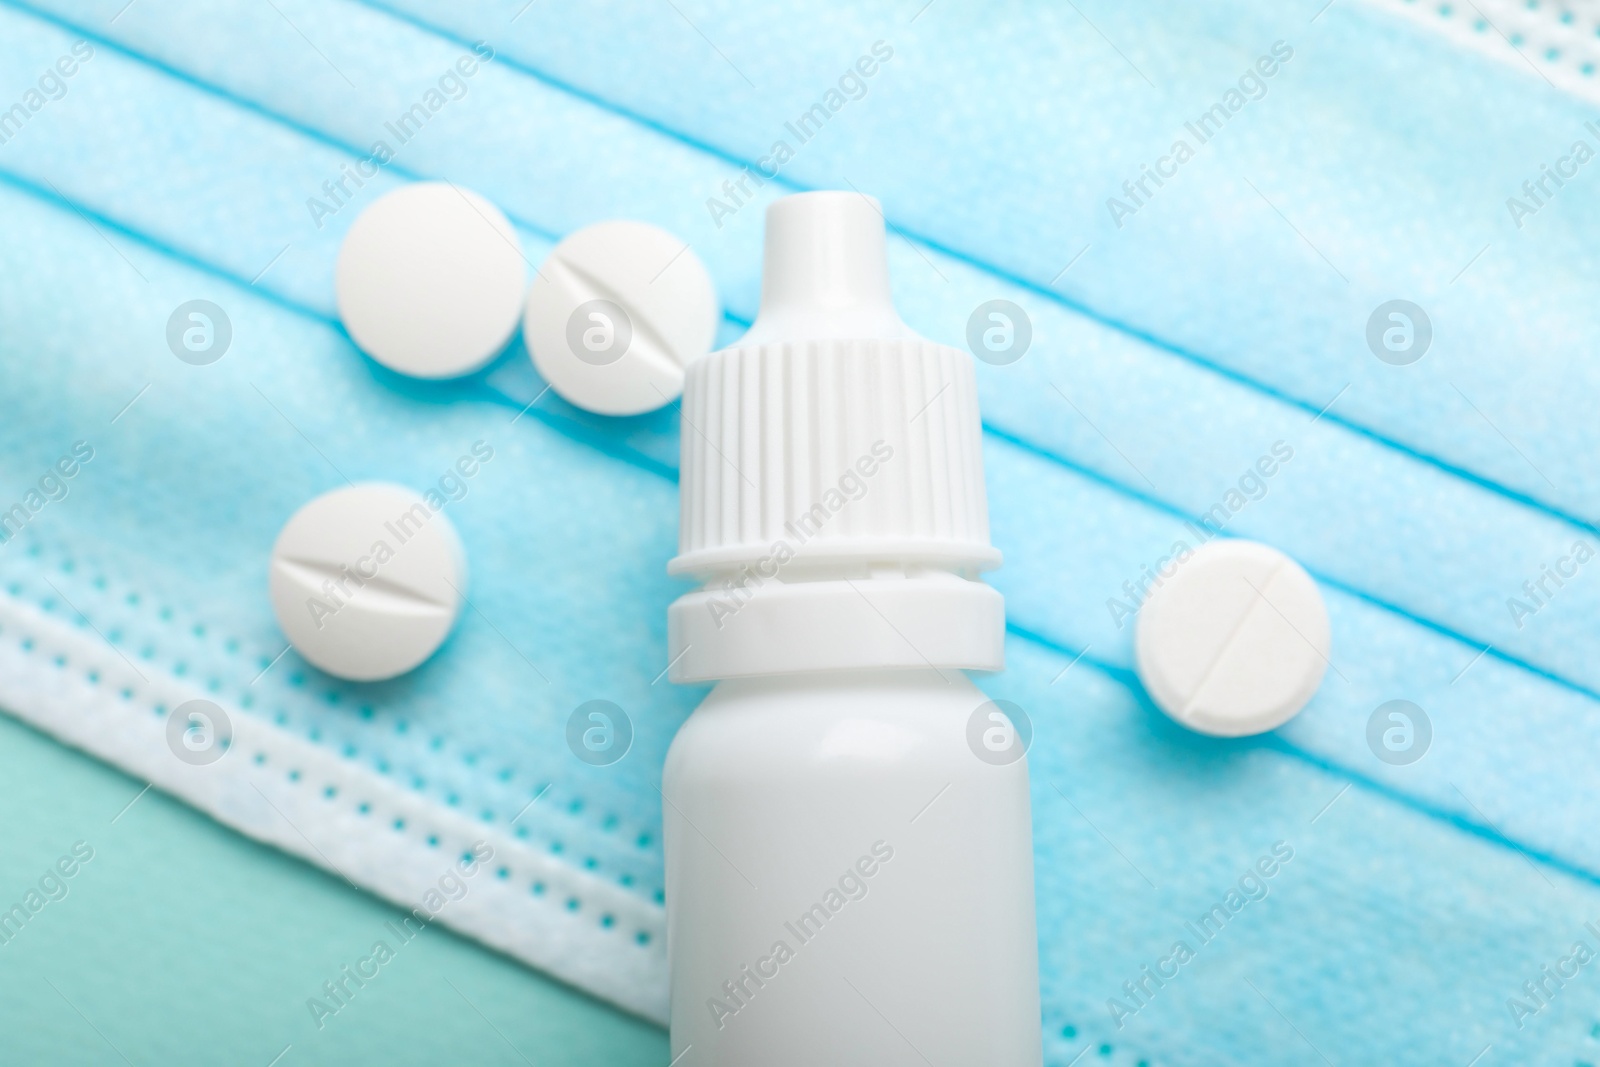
[{"xmin": 662, "ymin": 191, "xmax": 1042, "ymax": 1065}]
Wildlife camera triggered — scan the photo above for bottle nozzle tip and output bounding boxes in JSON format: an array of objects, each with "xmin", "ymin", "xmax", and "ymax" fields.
[{"xmin": 741, "ymin": 191, "xmax": 915, "ymax": 345}]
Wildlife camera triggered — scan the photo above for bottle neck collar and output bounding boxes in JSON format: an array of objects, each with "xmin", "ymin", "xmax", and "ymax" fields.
[{"xmin": 666, "ymin": 572, "xmax": 1004, "ymax": 684}]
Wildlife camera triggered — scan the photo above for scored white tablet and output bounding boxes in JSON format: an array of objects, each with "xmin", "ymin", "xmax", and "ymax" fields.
[
  {"xmin": 1134, "ymin": 539, "xmax": 1330, "ymax": 738},
  {"xmin": 524, "ymin": 220, "xmax": 719, "ymax": 416},
  {"xmin": 269, "ymin": 483, "xmax": 466, "ymax": 682}
]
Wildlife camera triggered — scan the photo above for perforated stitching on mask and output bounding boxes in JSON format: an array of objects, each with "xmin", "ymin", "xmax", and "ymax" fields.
[
  {"xmin": 1, "ymin": 543, "xmax": 662, "ymax": 934},
  {"xmin": 1039, "ymin": 1019, "xmax": 1162, "ymax": 1067},
  {"xmin": 0, "ymin": 603, "xmax": 664, "ymax": 950},
  {"xmin": 4, "ymin": 537, "xmax": 666, "ymax": 902},
  {"xmin": 1367, "ymin": 0, "xmax": 1600, "ymax": 101}
]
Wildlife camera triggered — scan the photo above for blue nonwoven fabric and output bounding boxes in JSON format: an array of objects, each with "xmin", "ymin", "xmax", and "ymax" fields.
[
  {"xmin": 383, "ymin": 0, "xmax": 1600, "ymax": 520},
  {"xmin": 1, "ymin": 1, "xmax": 1599, "ymax": 1063},
  {"xmin": 10, "ymin": 0, "xmax": 1600, "ymax": 702}
]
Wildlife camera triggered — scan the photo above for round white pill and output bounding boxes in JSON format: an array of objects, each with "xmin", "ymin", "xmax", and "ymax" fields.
[
  {"xmin": 335, "ymin": 182, "xmax": 525, "ymax": 379},
  {"xmin": 269, "ymin": 483, "xmax": 466, "ymax": 682},
  {"xmin": 1134, "ymin": 539, "xmax": 1329, "ymax": 738},
  {"xmin": 524, "ymin": 220, "xmax": 719, "ymax": 416}
]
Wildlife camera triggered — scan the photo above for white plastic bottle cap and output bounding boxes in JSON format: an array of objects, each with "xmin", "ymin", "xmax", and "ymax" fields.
[
  {"xmin": 335, "ymin": 182, "xmax": 526, "ymax": 379},
  {"xmin": 269, "ymin": 483, "xmax": 466, "ymax": 682},
  {"xmin": 666, "ymin": 191, "xmax": 1003, "ymax": 683},
  {"xmin": 523, "ymin": 220, "xmax": 719, "ymax": 416},
  {"xmin": 1134, "ymin": 539, "xmax": 1329, "ymax": 737}
]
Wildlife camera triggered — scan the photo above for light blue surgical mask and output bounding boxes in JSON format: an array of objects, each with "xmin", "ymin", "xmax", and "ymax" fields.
[{"xmin": 2, "ymin": 0, "xmax": 1598, "ymax": 1061}]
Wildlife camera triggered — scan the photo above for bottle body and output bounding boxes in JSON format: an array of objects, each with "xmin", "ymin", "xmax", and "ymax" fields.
[
  {"xmin": 664, "ymin": 190, "xmax": 1033, "ymax": 1062},
  {"xmin": 663, "ymin": 669, "xmax": 1042, "ymax": 1065}
]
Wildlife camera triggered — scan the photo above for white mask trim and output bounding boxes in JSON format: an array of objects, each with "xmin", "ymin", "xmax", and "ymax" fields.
[{"xmin": 0, "ymin": 578, "xmax": 669, "ymax": 1024}]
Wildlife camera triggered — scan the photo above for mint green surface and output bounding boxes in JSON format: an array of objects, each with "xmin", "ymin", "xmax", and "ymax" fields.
[{"xmin": 0, "ymin": 712, "xmax": 667, "ymax": 1066}]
